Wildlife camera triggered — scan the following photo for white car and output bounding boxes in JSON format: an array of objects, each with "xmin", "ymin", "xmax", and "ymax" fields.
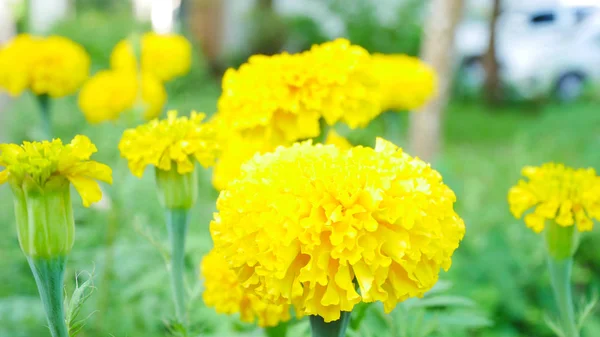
[{"xmin": 457, "ymin": 1, "xmax": 600, "ymax": 100}]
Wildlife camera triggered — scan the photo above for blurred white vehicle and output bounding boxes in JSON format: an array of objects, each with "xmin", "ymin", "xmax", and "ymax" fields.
[{"xmin": 457, "ymin": 0, "xmax": 600, "ymax": 100}]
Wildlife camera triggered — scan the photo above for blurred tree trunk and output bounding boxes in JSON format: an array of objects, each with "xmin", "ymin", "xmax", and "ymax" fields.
[
  {"xmin": 483, "ymin": 0, "xmax": 502, "ymax": 104},
  {"xmin": 409, "ymin": 0, "xmax": 464, "ymax": 161},
  {"xmin": 189, "ymin": 0, "xmax": 224, "ymax": 75}
]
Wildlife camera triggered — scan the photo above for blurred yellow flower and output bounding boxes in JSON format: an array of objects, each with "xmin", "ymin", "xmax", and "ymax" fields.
[
  {"xmin": 119, "ymin": 110, "xmax": 218, "ymax": 177},
  {"xmin": 211, "ymin": 138, "xmax": 465, "ymax": 322},
  {"xmin": 0, "ymin": 34, "xmax": 34, "ymax": 96},
  {"xmin": 0, "ymin": 135, "xmax": 113, "ymax": 207},
  {"xmin": 324, "ymin": 129, "xmax": 352, "ymax": 150},
  {"xmin": 371, "ymin": 54, "xmax": 437, "ymax": 112},
  {"xmin": 78, "ymin": 70, "xmax": 166, "ymax": 124},
  {"xmin": 201, "ymin": 250, "xmax": 291, "ymax": 327},
  {"xmin": 0, "ymin": 34, "xmax": 90, "ymax": 97},
  {"xmin": 111, "ymin": 32, "xmax": 192, "ymax": 82},
  {"xmin": 508, "ymin": 163, "xmax": 600, "ymax": 233}
]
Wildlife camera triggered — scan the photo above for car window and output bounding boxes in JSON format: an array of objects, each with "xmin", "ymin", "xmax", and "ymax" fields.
[
  {"xmin": 574, "ymin": 7, "xmax": 596, "ymax": 23},
  {"xmin": 529, "ymin": 12, "xmax": 556, "ymax": 26}
]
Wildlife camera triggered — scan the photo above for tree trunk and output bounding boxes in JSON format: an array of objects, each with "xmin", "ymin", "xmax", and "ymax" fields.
[
  {"xmin": 409, "ymin": 0, "xmax": 464, "ymax": 162},
  {"xmin": 483, "ymin": 0, "xmax": 502, "ymax": 104}
]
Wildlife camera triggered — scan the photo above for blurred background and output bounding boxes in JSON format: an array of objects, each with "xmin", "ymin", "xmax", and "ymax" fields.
[{"xmin": 1, "ymin": 0, "xmax": 600, "ymax": 336}]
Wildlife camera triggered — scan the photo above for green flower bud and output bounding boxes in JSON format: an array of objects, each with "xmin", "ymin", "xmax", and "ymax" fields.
[
  {"xmin": 155, "ymin": 166, "xmax": 198, "ymax": 210},
  {"xmin": 545, "ymin": 221, "xmax": 580, "ymax": 260},
  {"xmin": 10, "ymin": 176, "xmax": 75, "ymax": 258}
]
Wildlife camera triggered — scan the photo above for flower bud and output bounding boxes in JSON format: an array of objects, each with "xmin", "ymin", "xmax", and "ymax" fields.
[
  {"xmin": 10, "ymin": 176, "xmax": 75, "ymax": 258},
  {"xmin": 545, "ymin": 221, "xmax": 580, "ymax": 260},
  {"xmin": 155, "ymin": 166, "xmax": 198, "ymax": 210}
]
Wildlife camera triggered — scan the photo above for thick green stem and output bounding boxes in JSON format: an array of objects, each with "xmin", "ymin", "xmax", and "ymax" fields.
[
  {"xmin": 547, "ymin": 257, "xmax": 579, "ymax": 337},
  {"xmin": 166, "ymin": 208, "xmax": 189, "ymax": 325},
  {"xmin": 310, "ymin": 311, "xmax": 352, "ymax": 337},
  {"xmin": 264, "ymin": 322, "xmax": 288, "ymax": 337},
  {"xmin": 27, "ymin": 255, "xmax": 69, "ymax": 337},
  {"xmin": 37, "ymin": 94, "xmax": 52, "ymax": 139}
]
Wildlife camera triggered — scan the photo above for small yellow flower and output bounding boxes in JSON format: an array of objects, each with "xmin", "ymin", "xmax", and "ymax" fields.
[
  {"xmin": 211, "ymin": 138, "xmax": 465, "ymax": 322},
  {"xmin": 78, "ymin": 70, "xmax": 166, "ymax": 124},
  {"xmin": 324, "ymin": 129, "xmax": 352, "ymax": 150},
  {"xmin": 201, "ymin": 250, "xmax": 291, "ymax": 327},
  {"xmin": 118, "ymin": 110, "xmax": 219, "ymax": 178},
  {"xmin": 371, "ymin": 53, "xmax": 437, "ymax": 111},
  {"xmin": 0, "ymin": 34, "xmax": 34, "ymax": 96},
  {"xmin": 111, "ymin": 32, "xmax": 192, "ymax": 82},
  {"xmin": 0, "ymin": 136, "xmax": 112, "ymax": 257},
  {"xmin": 30, "ymin": 36, "xmax": 90, "ymax": 97},
  {"xmin": 0, "ymin": 34, "xmax": 90, "ymax": 98},
  {"xmin": 508, "ymin": 163, "xmax": 600, "ymax": 233}
]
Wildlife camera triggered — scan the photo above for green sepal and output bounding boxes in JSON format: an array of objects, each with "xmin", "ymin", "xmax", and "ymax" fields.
[
  {"xmin": 12, "ymin": 175, "xmax": 75, "ymax": 258},
  {"xmin": 155, "ymin": 166, "xmax": 198, "ymax": 210}
]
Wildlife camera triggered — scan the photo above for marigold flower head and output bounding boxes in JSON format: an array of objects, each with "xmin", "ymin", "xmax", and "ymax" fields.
[
  {"xmin": 0, "ymin": 136, "xmax": 111, "ymax": 257},
  {"xmin": 216, "ymin": 38, "xmax": 381, "ymax": 145},
  {"xmin": 0, "ymin": 34, "xmax": 90, "ymax": 97},
  {"xmin": 0, "ymin": 135, "xmax": 112, "ymax": 207},
  {"xmin": 508, "ymin": 163, "xmax": 600, "ymax": 233},
  {"xmin": 111, "ymin": 32, "xmax": 192, "ymax": 82},
  {"xmin": 211, "ymin": 138, "xmax": 465, "ymax": 322},
  {"xmin": 201, "ymin": 250, "xmax": 291, "ymax": 327},
  {"xmin": 371, "ymin": 54, "xmax": 437, "ymax": 112},
  {"xmin": 78, "ymin": 70, "xmax": 166, "ymax": 124},
  {"xmin": 119, "ymin": 111, "xmax": 219, "ymax": 177}
]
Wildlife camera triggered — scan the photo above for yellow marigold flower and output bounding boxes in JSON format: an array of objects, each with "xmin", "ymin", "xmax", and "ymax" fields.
[
  {"xmin": 78, "ymin": 70, "xmax": 166, "ymax": 124},
  {"xmin": 0, "ymin": 136, "xmax": 112, "ymax": 257},
  {"xmin": 119, "ymin": 110, "xmax": 218, "ymax": 178},
  {"xmin": 201, "ymin": 250, "xmax": 291, "ymax": 327},
  {"xmin": 0, "ymin": 34, "xmax": 89, "ymax": 97},
  {"xmin": 0, "ymin": 135, "xmax": 112, "ymax": 206},
  {"xmin": 0, "ymin": 34, "xmax": 34, "ymax": 96},
  {"xmin": 78, "ymin": 70, "xmax": 137, "ymax": 124},
  {"xmin": 371, "ymin": 53, "xmax": 437, "ymax": 111},
  {"xmin": 216, "ymin": 38, "xmax": 381, "ymax": 145},
  {"xmin": 29, "ymin": 36, "xmax": 90, "ymax": 97},
  {"xmin": 111, "ymin": 32, "xmax": 192, "ymax": 82},
  {"xmin": 211, "ymin": 138, "xmax": 465, "ymax": 322},
  {"xmin": 324, "ymin": 129, "xmax": 352, "ymax": 150},
  {"xmin": 307, "ymin": 39, "xmax": 381, "ymax": 128},
  {"xmin": 508, "ymin": 163, "xmax": 600, "ymax": 233}
]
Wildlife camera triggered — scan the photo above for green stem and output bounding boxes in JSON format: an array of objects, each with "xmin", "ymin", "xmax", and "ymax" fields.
[
  {"xmin": 547, "ymin": 257, "xmax": 579, "ymax": 337},
  {"xmin": 27, "ymin": 255, "xmax": 69, "ymax": 337},
  {"xmin": 37, "ymin": 94, "xmax": 52, "ymax": 139},
  {"xmin": 264, "ymin": 322, "xmax": 288, "ymax": 337},
  {"xmin": 165, "ymin": 208, "xmax": 189, "ymax": 325},
  {"xmin": 310, "ymin": 311, "xmax": 352, "ymax": 337}
]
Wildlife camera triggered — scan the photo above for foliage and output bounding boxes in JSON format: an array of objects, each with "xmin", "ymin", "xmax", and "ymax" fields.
[{"xmin": 2, "ymin": 6, "xmax": 600, "ymax": 337}]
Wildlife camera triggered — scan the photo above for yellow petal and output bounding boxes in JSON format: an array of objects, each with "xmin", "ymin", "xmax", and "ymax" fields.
[
  {"xmin": 0, "ymin": 170, "xmax": 8, "ymax": 184},
  {"xmin": 68, "ymin": 135, "xmax": 97, "ymax": 160},
  {"xmin": 63, "ymin": 161, "xmax": 113, "ymax": 184},
  {"xmin": 67, "ymin": 175, "xmax": 103, "ymax": 207}
]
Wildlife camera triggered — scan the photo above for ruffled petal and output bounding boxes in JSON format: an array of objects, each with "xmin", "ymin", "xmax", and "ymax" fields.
[{"xmin": 67, "ymin": 175, "xmax": 103, "ymax": 207}]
